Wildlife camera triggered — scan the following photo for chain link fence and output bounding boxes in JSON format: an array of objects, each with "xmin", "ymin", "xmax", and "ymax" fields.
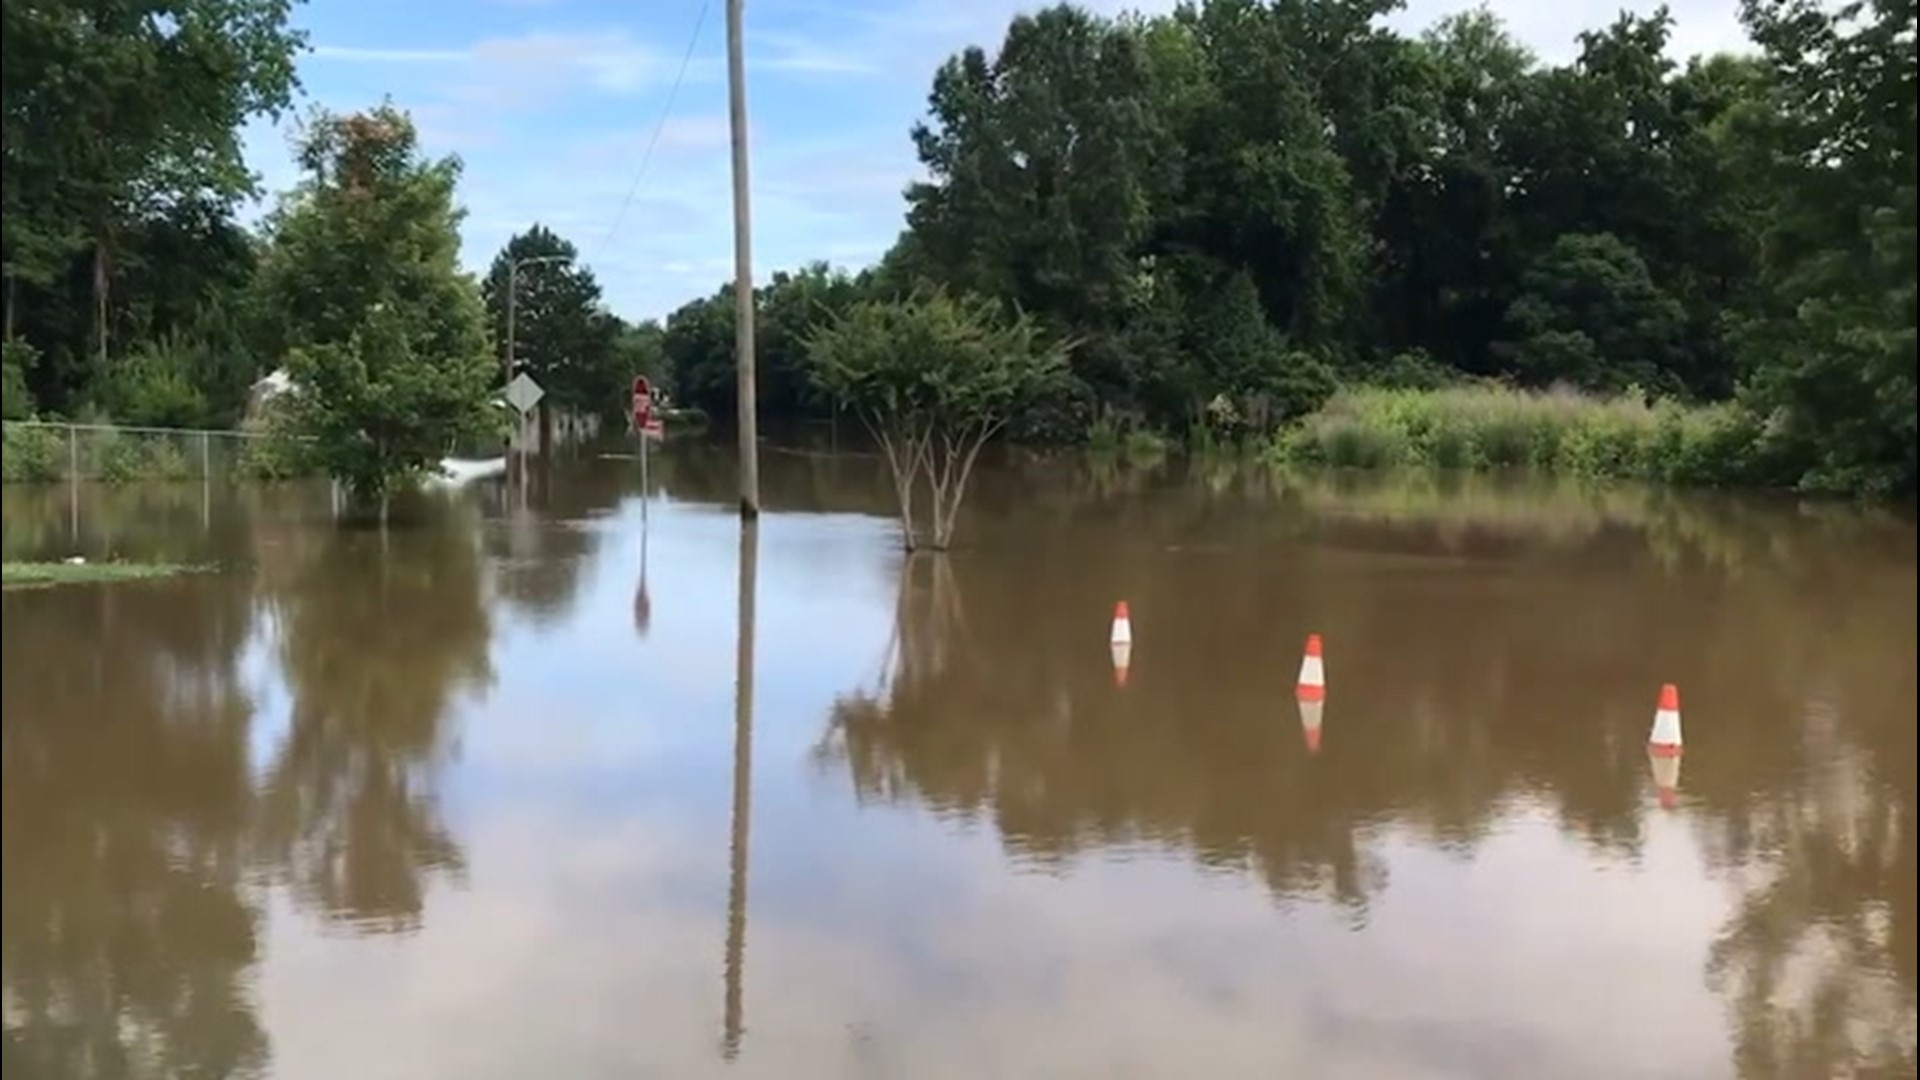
[{"xmin": 2, "ymin": 420, "xmax": 308, "ymax": 483}]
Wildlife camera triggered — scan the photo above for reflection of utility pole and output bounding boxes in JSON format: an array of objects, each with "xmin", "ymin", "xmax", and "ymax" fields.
[
  {"xmin": 722, "ymin": 519, "xmax": 758, "ymax": 1060},
  {"xmin": 725, "ymin": 0, "xmax": 760, "ymax": 518}
]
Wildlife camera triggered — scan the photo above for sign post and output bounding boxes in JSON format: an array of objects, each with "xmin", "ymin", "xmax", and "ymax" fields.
[
  {"xmin": 505, "ymin": 372, "xmax": 546, "ymax": 500},
  {"xmin": 631, "ymin": 376, "xmax": 656, "ymax": 516}
]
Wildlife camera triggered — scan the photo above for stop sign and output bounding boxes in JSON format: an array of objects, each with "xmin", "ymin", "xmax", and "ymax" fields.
[{"xmin": 631, "ymin": 376, "xmax": 653, "ymax": 425}]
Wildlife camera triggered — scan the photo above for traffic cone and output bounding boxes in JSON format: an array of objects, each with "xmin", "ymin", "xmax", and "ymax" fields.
[
  {"xmin": 1299, "ymin": 697, "xmax": 1324, "ymax": 755},
  {"xmin": 1111, "ymin": 642, "xmax": 1132, "ymax": 688},
  {"xmin": 1649, "ymin": 683, "xmax": 1683, "ymax": 758},
  {"xmin": 1296, "ymin": 634, "xmax": 1326, "ymax": 702},
  {"xmin": 1110, "ymin": 601, "xmax": 1132, "ymax": 646},
  {"xmin": 1649, "ymin": 752, "xmax": 1681, "ymax": 810}
]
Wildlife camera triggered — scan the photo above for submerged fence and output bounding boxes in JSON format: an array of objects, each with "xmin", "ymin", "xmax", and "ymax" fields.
[{"xmin": 1, "ymin": 419, "xmax": 304, "ymax": 484}]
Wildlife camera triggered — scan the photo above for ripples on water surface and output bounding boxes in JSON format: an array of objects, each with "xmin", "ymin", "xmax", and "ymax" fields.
[{"xmin": 2, "ymin": 447, "xmax": 1914, "ymax": 1079}]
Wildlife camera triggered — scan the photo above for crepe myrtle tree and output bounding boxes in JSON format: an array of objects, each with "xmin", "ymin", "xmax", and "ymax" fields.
[{"xmin": 806, "ymin": 287, "xmax": 1068, "ymax": 551}]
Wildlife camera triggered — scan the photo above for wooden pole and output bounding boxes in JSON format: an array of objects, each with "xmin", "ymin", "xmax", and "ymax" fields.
[{"xmin": 726, "ymin": 0, "xmax": 760, "ymax": 518}]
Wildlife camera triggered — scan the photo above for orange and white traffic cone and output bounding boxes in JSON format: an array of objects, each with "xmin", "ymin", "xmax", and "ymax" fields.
[
  {"xmin": 1299, "ymin": 697, "xmax": 1324, "ymax": 755},
  {"xmin": 1110, "ymin": 602, "xmax": 1133, "ymax": 687},
  {"xmin": 1296, "ymin": 634, "xmax": 1326, "ymax": 702},
  {"xmin": 1649, "ymin": 683, "xmax": 1683, "ymax": 758},
  {"xmin": 1648, "ymin": 752, "xmax": 1681, "ymax": 810}
]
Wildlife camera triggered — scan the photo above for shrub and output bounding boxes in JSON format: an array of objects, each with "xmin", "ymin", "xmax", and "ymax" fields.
[
  {"xmin": 2, "ymin": 423, "xmax": 65, "ymax": 481},
  {"xmin": 1271, "ymin": 384, "xmax": 1770, "ymax": 488}
]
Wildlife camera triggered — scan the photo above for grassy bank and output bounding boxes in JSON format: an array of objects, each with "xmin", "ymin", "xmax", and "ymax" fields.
[
  {"xmin": 1271, "ymin": 385, "xmax": 1773, "ymax": 487},
  {"xmin": 1, "ymin": 560, "xmax": 206, "ymax": 589}
]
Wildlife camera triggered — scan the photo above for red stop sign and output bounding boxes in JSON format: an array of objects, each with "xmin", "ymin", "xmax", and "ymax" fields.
[{"xmin": 631, "ymin": 376, "xmax": 653, "ymax": 425}]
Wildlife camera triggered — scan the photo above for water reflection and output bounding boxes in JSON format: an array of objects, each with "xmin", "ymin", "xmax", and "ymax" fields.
[
  {"xmin": 815, "ymin": 464, "xmax": 1916, "ymax": 1073},
  {"xmin": 1, "ymin": 454, "xmax": 1913, "ymax": 1078},
  {"xmin": 634, "ymin": 518, "xmax": 653, "ymax": 639},
  {"xmin": 1, "ymin": 570, "xmax": 266, "ymax": 1078},
  {"xmin": 479, "ymin": 460, "xmax": 628, "ymax": 628},
  {"xmin": 252, "ymin": 504, "xmax": 493, "ymax": 932},
  {"xmin": 723, "ymin": 520, "xmax": 759, "ymax": 1060}
]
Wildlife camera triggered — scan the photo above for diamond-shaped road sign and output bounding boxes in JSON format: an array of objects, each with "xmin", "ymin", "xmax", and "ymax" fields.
[{"xmin": 504, "ymin": 372, "xmax": 545, "ymax": 415}]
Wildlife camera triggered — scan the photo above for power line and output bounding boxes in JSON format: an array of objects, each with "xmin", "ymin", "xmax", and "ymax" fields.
[{"xmin": 590, "ymin": 0, "xmax": 713, "ymax": 263}]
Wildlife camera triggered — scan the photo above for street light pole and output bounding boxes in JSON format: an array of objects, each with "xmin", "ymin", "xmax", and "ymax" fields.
[
  {"xmin": 726, "ymin": 0, "xmax": 760, "ymax": 518},
  {"xmin": 503, "ymin": 254, "xmax": 567, "ymax": 462}
]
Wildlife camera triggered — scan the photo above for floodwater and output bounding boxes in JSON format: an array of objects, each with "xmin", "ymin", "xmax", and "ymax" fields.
[{"xmin": 2, "ymin": 445, "xmax": 1914, "ymax": 1080}]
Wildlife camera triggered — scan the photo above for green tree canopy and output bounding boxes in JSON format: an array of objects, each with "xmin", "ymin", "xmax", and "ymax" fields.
[
  {"xmin": 481, "ymin": 224, "xmax": 629, "ymax": 422},
  {"xmin": 1, "ymin": 0, "xmax": 305, "ymax": 405},
  {"xmin": 252, "ymin": 104, "xmax": 501, "ymax": 502},
  {"xmin": 807, "ymin": 288, "xmax": 1068, "ymax": 550}
]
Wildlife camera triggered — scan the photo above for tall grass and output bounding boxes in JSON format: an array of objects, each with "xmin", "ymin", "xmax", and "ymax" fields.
[{"xmin": 1272, "ymin": 385, "xmax": 1774, "ymax": 486}]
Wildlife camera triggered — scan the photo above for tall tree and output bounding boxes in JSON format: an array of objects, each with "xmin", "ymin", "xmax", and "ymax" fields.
[
  {"xmin": 252, "ymin": 104, "xmax": 500, "ymax": 503},
  {"xmin": 480, "ymin": 225, "xmax": 626, "ymax": 438},
  {"xmin": 1735, "ymin": 0, "xmax": 1917, "ymax": 494},
  {"xmin": 662, "ymin": 262, "xmax": 864, "ymax": 424},
  {"xmin": 0, "ymin": 0, "xmax": 304, "ymax": 405}
]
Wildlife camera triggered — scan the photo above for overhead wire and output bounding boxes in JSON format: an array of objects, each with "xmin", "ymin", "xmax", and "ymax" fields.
[{"xmin": 589, "ymin": 0, "xmax": 713, "ymax": 263}]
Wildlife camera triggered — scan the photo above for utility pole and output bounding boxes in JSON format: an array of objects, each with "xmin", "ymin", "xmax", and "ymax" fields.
[{"xmin": 726, "ymin": 0, "xmax": 760, "ymax": 518}]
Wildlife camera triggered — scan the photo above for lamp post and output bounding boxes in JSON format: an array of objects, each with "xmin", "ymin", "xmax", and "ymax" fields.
[
  {"xmin": 504, "ymin": 254, "xmax": 568, "ymax": 386},
  {"xmin": 503, "ymin": 254, "xmax": 568, "ymax": 461}
]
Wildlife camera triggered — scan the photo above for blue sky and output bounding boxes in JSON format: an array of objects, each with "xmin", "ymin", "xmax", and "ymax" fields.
[{"xmin": 239, "ymin": 0, "xmax": 1750, "ymax": 323}]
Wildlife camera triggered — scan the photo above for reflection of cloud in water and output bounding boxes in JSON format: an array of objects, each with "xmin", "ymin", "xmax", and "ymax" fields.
[{"xmin": 255, "ymin": 803, "xmax": 1732, "ymax": 1079}]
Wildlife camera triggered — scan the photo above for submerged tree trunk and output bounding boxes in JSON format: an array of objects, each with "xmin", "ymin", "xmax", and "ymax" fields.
[{"xmin": 872, "ymin": 418, "xmax": 999, "ymax": 553}]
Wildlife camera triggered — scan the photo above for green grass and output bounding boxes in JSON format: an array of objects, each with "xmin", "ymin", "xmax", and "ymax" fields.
[
  {"xmin": 1271, "ymin": 384, "xmax": 1773, "ymax": 486},
  {"xmin": 1, "ymin": 560, "xmax": 208, "ymax": 589}
]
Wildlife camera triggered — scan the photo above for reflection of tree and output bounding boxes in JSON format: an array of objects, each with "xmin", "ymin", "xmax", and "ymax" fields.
[
  {"xmin": 254, "ymin": 505, "xmax": 493, "ymax": 932},
  {"xmin": 1, "ymin": 573, "xmax": 267, "ymax": 1078},
  {"xmin": 1702, "ymin": 698, "xmax": 1917, "ymax": 1075},
  {"xmin": 817, "ymin": 468, "xmax": 1917, "ymax": 1067},
  {"xmin": 480, "ymin": 459, "xmax": 629, "ymax": 626}
]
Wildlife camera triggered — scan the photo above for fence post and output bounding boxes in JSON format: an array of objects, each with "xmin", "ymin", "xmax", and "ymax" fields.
[
  {"xmin": 68, "ymin": 424, "xmax": 79, "ymax": 543},
  {"xmin": 201, "ymin": 430, "xmax": 212, "ymax": 479}
]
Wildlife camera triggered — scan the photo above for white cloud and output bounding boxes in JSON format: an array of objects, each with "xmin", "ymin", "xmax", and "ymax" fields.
[
  {"xmin": 753, "ymin": 31, "xmax": 884, "ymax": 77},
  {"xmin": 311, "ymin": 44, "xmax": 469, "ymax": 63}
]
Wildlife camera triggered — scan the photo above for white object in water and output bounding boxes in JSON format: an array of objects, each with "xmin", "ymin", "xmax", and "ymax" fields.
[{"xmin": 430, "ymin": 457, "xmax": 508, "ymax": 487}]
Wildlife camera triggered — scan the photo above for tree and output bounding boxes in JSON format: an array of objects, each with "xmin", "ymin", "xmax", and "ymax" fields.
[
  {"xmin": 1499, "ymin": 232, "xmax": 1689, "ymax": 393},
  {"xmin": 252, "ymin": 105, "xmax": 501, "ymax": 503},
  {"xmin": 806, "ymin": 289, "xmax": 1067, "ymax": 551},
  {"xmin": 481, "ymin": 225, "xmax": 625, "ymax": 434},
  {"xmin": 1, "ymin": 0, "xmax": 304, "ymax": 403},
  {"xmin": 611, "ymin": 318, "xmax": 667, "ymax": 400},
  {"xmin": 1734, "ymin": 0, "xmax": 1916, "ymax": 495}
]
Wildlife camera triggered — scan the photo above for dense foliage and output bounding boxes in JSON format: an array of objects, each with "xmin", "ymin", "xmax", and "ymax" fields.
[
  {"xmin": 252, "ymin": 106, "xmax": 502, "ymax": 501},
  {"xmin": 1, "ymin": 0, "xmax": 1911, "ymax": 496},
  {"xmin": 808, "ymin": 288, "xmax": 1066, "ymax": 549},
  {"xmin": 0, "ymin": 0, "xmax": 664, "ymax": 458},
  {"xmin": 480, "ymin": 224, "xmax": 662, "ymax": 435},
  {"xmin": 661, "ymin": 0, "xmax": 1915, "ymax": 496}
]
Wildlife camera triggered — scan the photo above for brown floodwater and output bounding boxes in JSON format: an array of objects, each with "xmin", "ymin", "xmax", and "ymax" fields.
[{"xmin": 2, "ymin": 445, "xmax": 1915, "ymax": 1079}]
